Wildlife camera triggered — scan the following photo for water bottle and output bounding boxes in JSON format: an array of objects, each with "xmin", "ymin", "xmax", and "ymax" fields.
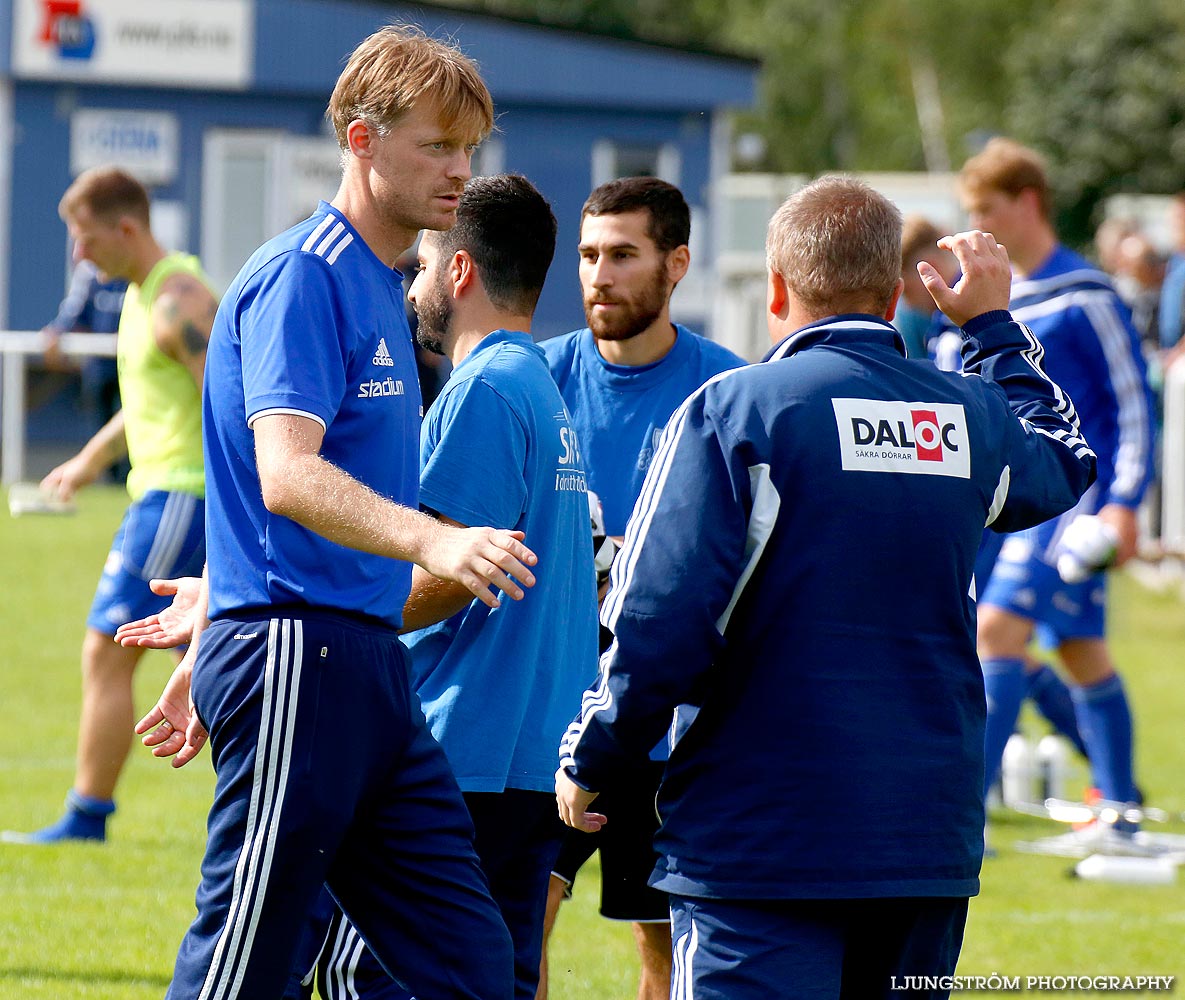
[
  {"xmin": 1074, "ymin": 854, "xmax": 1177, "ymax": 885},
  {"xmin": 1036, "ymin": 734, "xmax": 1072, "ymax": 802},
  {"xmin": 1001, "ymin": 734, "xmax": 1035, "ymax": 808}
]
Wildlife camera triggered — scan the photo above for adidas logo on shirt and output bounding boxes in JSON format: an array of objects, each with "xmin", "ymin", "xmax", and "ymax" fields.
[{"xmin": 372, "ymin": 338, "xmax": 394, "ymax": 367}]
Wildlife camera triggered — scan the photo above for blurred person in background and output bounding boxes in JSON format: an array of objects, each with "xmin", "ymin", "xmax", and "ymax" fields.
[
  {"xmin": 1112, "ymin": 232, "xmax": 1165, "ymax": 360},
  {"xmin": 960, "ymin": 138, "xmax": 1155, "ymax": 851},
  {"xmin": 40, "ymin": 259, "xmax": 128, "ymax": 482},
  {"xmin": 896, "ymin": 215, "xmax": 958, "ymax": 360},
  {"xmin": 1158, "ymin": 193, "xmax": 1185, "ymax": 354},
  {"xmin": 3, "ymin": 167, "xmax": 216, "ymax": 845},
  {"xmin": 1093, "ymin": 216, "xmax": 1139, "ymax": 281}
]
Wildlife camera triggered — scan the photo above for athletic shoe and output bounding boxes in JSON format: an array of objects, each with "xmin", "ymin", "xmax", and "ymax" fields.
[{"xmin": 1015, "ymin": 822, "xmax": 1167, "ymax": 859}]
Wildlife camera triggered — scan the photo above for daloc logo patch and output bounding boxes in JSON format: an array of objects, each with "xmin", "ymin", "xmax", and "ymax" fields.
[{"xmin": 831, "ymin": 398, "xmax": 970, "ymax": 478}]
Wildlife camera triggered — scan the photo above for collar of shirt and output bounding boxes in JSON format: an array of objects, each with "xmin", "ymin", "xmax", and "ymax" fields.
[{"xmin": 763, "ymin": 314, "xmax": 905, "ymax": 363}]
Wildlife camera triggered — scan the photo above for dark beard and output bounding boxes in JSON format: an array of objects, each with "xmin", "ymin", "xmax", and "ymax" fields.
[
  {"xmin": 583, "ymin": 264, "xmax": 669, "ymax": 342},
  {"xmin": 414, "ymin": 277, "xmax": 452, "ymax": 356}
]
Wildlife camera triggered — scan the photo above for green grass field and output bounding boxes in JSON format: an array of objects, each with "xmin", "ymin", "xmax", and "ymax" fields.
[{"xmin": 1, "ymin": 485, "xmax": 1183, "ymax": 998}]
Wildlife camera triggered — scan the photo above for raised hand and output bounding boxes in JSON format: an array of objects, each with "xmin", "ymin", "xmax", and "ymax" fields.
[{"xmin": 919, "ymin": 230, "xmax": 1013, "ymax": 328}]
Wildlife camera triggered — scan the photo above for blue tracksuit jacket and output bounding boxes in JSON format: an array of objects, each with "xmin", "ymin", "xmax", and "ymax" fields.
[
  {"xmin": 560, "ymin": 311, "xmax": 1096, "ymax": 901},
  {"xmin": 1008, "ymin": 247, "xmax": 1154, "ymax": 559}
]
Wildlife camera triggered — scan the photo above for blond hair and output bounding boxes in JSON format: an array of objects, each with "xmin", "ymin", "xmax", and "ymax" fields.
[
  {"xmin": 766, "ymin": 176, "xmax": 902, "ymax": 317},
  {"xmin": 59, "ymin": 167, "xmax": 150, "ymax": 227},
  {"xmin": 327, "ymin": 24, "xmax": 493, "ymax": 150},
  {"xmin": 960, "ymin": 137, "xmax": 1052, "ymax": 221}
]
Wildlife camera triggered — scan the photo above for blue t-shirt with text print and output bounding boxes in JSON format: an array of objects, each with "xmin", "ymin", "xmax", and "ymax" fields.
[{"xmin": 404, "ymin": 330, "xmax": 598, "ymax": 792}]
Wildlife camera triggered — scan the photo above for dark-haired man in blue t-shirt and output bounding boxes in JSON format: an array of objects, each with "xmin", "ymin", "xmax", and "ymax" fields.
[{"xmin": 538, "ymin": 177, "xmax": 744, "ymax": 1000}]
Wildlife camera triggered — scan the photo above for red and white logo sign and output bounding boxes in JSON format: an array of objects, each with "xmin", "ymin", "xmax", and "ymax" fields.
[{"xmin": 831, "ymin": 398, "xmax": 970, "ymax": 478}]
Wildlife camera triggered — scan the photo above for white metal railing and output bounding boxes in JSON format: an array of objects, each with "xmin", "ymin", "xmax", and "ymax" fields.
[{"xmin": 0, "ymin": 331, "xmax": 117, "ymax": 485}]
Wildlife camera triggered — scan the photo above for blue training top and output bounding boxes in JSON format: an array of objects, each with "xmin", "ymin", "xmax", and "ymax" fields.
[
  {"xmin": 1007, "ymin": 246, "xmax": 1155, "ymax": 563},
  {"xmin": 405, "ymin": 331, "xmax": 598, "ymax": 792},
  {"xmin": 561, "ymin": 312, "xmax": 1097, "ymax": 900},
  {"xmin": 204, "ymin": 202, "xmax": 421, "ymax": 628},
  {"xmin": 543, "ymin": 324, "xmax": 746, "ymax": 536}
]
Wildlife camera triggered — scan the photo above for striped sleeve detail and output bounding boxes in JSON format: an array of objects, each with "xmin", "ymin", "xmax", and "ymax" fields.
[
  {"xmin": 247, "ymin": 406, "xmax": 327, "ymax": 430},
  {"xmin": 1007, "ymin": 320, "xmax": 1094, "ymax": 461},
  {"xmin": 1080, "ymin": 295, "xmax": 1152, "ymax": 502},
  {"xmin": 984, "ymin": 465, "xmax": 1011, "ymax": 528},
  {"xmin": 300, "ymin": 217, "xmax": 355, "ymax": 266},
  {"xmin": 558, "ymin": 640, "xmax": 619, "ymax": 771},
  {"xmin": 715, "ymin": 463, "xmax": 780, "ymax": 633},
  {"xmin": 562, "ymin": 368, "xmax": 769, "ymax": 770},
  {"xmin": 323, "ymin": 914, "xmax": 366, "ymax": 1000},
  {"xmin": 300, "ymin": 216, "xmax": 336, "ymax": 253}
]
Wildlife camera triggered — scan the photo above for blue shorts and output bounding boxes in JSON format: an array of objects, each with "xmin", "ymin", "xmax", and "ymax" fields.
[
  {"xmin": 167, "ymin": 610, "xmax": 513, "ymax": 1000},
  {"xmin": 86, "ymin": 490, "xmax": 206, "ymax": 636},
  {"xmin": 670, "ymin": 895, "xmax": 968, "ymax": 1000},
  {"xmin": 978, "ymin": 532, "xmax": 1107, "ymax": 644}
]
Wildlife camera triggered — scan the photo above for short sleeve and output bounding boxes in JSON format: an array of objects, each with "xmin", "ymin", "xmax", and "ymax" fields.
[
  {"xmin": 419, "ymin": 375, "xmax": 528, "ymax": 528},
  {"xmin": 240, "ymin": 253, "xmax": 349, "ymax": 428}
]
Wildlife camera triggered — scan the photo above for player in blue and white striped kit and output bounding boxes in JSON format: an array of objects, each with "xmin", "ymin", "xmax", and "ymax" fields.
[
  {"xmin": 134, "ymin": 28, "xmax": 537, "ymax": 1000},
  {"xmin": 556, "ymin": 177, "xmax": 1096, "ymax": 998},
  {"xmin": 960, "ymin": 139, "xmax": 1155, "ymax": 843}
]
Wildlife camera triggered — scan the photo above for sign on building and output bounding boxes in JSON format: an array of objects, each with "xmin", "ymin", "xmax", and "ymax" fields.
[
  {"xmin": 71, "ymin": 109, "xmax": 180, "ymax": 185},
  {"xmin": 12, "ymin": 0, "xmax": 253, "ymax": 89}
]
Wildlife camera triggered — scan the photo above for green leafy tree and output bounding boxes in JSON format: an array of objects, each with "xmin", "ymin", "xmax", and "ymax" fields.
[{"xmin": 1005, "ymin": 0, "xmax": 1185, "ymax": 243}]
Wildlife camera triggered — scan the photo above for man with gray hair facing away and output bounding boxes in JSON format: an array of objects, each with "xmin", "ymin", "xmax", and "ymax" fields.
[{"xmin": 557, "ymin": 176, "xmax": 1096, "ymax": 998}]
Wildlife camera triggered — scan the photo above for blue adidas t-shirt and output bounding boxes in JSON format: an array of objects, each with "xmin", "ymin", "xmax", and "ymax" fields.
[
  {"xmin": 204, "ymin": 202, "xmax": 421, "ymax": 628},
  {"xmin": 404, "ymin": 330, "xmax": 598, "ymax": 792},
  {"xmin": 543, "ymin": 324, "xmax": 746, "ymax": 535}
]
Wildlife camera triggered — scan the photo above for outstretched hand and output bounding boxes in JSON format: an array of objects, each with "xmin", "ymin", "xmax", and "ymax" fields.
[
  {"xmin": 135, "ymin": 653, "xmax": 208, "ymax": 767},
  {"xmin": 115, "ymin": 577, "xmax": 202, "ymax": 648},
  {"xmin": 918, "ymin": 230, "xmax": 1013, "ymax": 328},
  {"xmin": 40, "ymin": 454, "xmax": 94, "ymax": 503},
  {"xmin": 419, "ymin": 524, "xmax": 538, "ymax": 609}
]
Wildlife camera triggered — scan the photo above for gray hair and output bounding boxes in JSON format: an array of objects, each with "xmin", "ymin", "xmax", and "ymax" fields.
[{"xmin": 765, "ymin": 175, "xmax": 903, "ymax": 316}]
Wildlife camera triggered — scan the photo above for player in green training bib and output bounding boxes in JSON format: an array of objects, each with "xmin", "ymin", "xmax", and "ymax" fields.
[{"xmin": 3, "ymin": 168, "xmax": 217, "ymax": 845}]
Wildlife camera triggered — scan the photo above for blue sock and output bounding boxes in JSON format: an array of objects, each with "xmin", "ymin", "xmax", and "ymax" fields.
[
  {"xmin": 981, "ymin": 657, "xmax": 1028, "ymax": 798},
  {"xmin": 1072, "ymin": 674, "xmax": 1137, "ymax": 804},
  {"xmin": 1027, "ymin": 664, "xmax": 1090, "ymax": 759},
  {"xmin": 22, "ymin": 791, "xmax": 114, "ymax": 843}
]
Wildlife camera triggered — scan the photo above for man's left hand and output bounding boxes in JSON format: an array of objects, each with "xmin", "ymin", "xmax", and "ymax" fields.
[{"xmin": 555, "ymin": 768, "xmax": 606, "ymax": 832}]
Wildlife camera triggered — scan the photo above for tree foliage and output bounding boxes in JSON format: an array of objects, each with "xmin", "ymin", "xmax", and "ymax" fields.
[
  {"xmin": 449, "ymin": 0, "xmax": 1185, "ymax": 235},
  {"xmin": 1006, "ymin": 0, "xmax": 1185, "ymax": 241}
]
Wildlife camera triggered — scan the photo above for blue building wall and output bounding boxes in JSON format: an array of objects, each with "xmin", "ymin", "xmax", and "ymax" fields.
[
  {"xmin": 8, "ymin": 82, "xmax": 328, "ymax": 329},
  {"xmin": 4, "ymin": 0, "xmax": 757, "ymax": 341}
]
